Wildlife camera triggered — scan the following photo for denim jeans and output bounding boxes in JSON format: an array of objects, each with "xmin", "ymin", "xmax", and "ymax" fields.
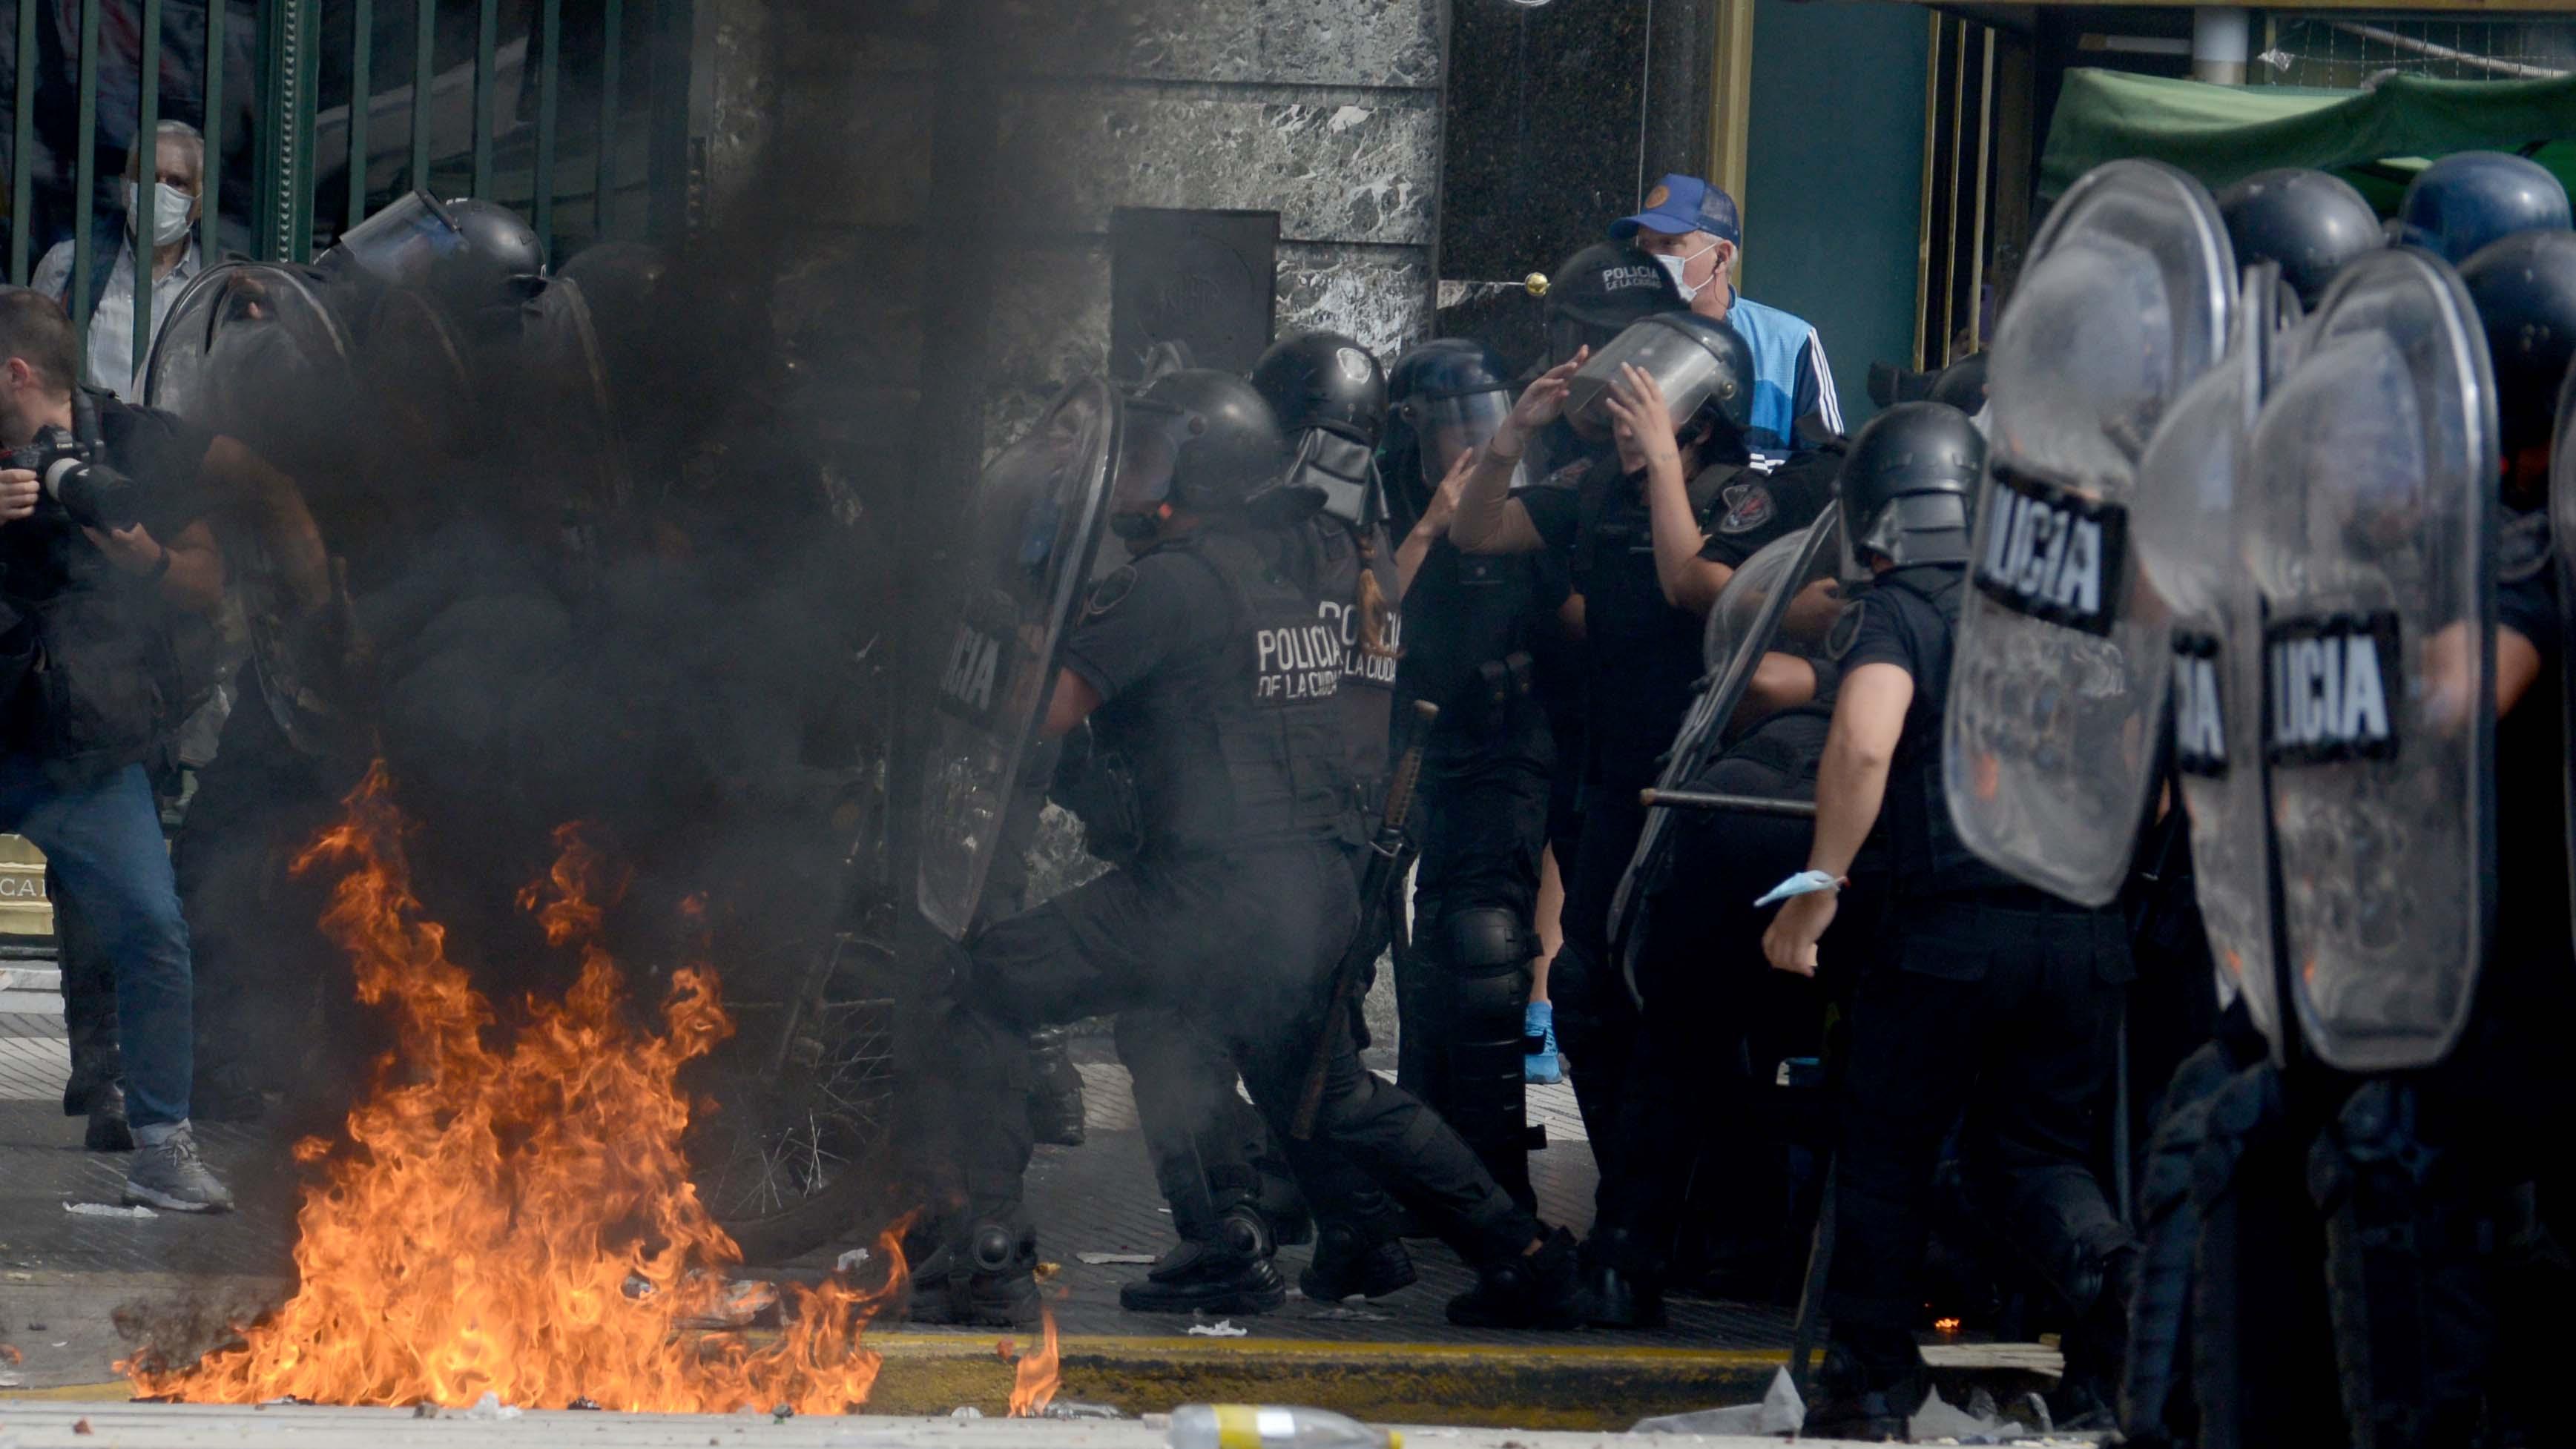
[{"xmin": 0, "ymin": 756, "xmax": 192, "ymax": 1129}]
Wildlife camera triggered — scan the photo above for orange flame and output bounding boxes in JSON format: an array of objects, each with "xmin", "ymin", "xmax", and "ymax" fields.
[
  {"xmin": 126, "ymin": 765, "xmax": 905, "ymax": 1413},
  {"xmin": 1007, "ymin": 1307, "xmax": 1059, "ymax": 1418}
]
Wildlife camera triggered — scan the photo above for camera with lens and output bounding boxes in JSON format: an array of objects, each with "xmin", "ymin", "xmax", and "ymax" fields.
[{"xmin": 2, "ymin": 425, "xmax": 141, "ymax": 533}]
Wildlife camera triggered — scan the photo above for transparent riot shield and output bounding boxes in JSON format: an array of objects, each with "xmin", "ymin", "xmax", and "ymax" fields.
[
  {"xmin": 518, "ymin": 277, "xmax": 633, "ymax": 518},
  {"xmin": 2132, "ymin": 268, "xmax": 2287, "ymax": 1052},
  {"xmin": 2246, "ymin": 248, "xmax": 2496, "ymax": 1072},
  {"xmin": 144, "ymin": 261, "xmax": 360, "ymax": 477},
  {"xmin": 916, "ymin": 377, "xmax": 1121, "ymax": 940},
  {"xmin": 1946, "ymin": 159, "xmax": 2236, "ymax": 906},
  {"xmin": 2554, "ymin": 359, "xmax": 2576, "ymax": 937},
  {"xmin": 1609, "ymin": 509, "xmax": 1841, "ymax": 991}
]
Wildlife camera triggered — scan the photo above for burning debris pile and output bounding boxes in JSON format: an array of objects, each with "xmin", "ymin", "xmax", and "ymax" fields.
[{"xmin": 125, "ymin": 767, "xmax": 908, "ymax": 1414}]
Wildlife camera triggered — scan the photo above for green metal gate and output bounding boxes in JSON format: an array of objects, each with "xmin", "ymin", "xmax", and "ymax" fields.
[{"xmin": 5, "ymin": 0, "xmax": 694, "ymax": 386}]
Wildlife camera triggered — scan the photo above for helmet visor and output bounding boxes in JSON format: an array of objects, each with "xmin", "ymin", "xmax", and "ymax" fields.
[
  {"xmin": 1417, "ymin": 389, "xmax": 1512, "ymax": 486},
  {"xmin": 328, "ymin": 191, "xmax": 464, "ymax": 291},
  {"xmin": 1111, "ymin": 398, "xmax": 1199, "ymax": 517},
  {"xmin": 1565, "ymin": 317, "xmax": 1733, "ymax": 432}
]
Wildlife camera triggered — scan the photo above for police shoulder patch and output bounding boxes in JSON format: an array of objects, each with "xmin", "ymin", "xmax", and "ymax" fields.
[
  {"xmin": 1717, "ymin": 482, "xmax": 1776, "ymax": 535},
  {"xmin": 1087, "ymin": 564, "xmax": 1139, "ymax": 618},
  {"xmin": 1826, "ymin": 600, "xmax": 1866, "ymax": 661}
]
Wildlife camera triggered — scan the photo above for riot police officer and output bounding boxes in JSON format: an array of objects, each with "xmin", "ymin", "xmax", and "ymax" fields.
[
  {"xmin": 1452, "ymin": 314, "xmax": 1817, "ymax": 1186},
  {"xmin": 1377, "ymin": 338, "xmax": 1565, "ymax": 1213},
  {"xmin": 1102, "ymin": 332, "xmax": 1420, "ymax": 1315},
  {"xmin": 1762, "ymin": 403, "xmax": 2133, "ymax": 1439},
  {"xmin": 915, "ymin": 368, "xmax": 1577, "ymax": 1330}
]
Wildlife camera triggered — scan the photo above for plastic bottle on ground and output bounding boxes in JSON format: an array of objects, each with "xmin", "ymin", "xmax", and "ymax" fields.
[{"xmin": 1166, "ymin": 1404, "xmax": 1402, "ymax": 1449}]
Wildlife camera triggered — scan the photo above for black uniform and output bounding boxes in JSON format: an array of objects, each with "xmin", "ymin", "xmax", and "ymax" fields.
[
  {"xmin": 923, "ymin": 524, "xmax": 1538, "ymax": 1293},
  {"xmin": 1587, "ymin": 669, "xmax": 1839, "ymax": 1304},
  {"xmin": 1110, "ymin": 512, "xmax": 1410, "ymax": 1271},
  {"xmin": 1393, "ymin": 521, "xmax": 1566, "ymax": 1209},
  {"xmin": 1521, "ymin": 455, "xmax": 1830, "ymax": 1159},
  {"xmin": 1819, "ymin": 564, "xmax": 2135, "ymax": 1402}
]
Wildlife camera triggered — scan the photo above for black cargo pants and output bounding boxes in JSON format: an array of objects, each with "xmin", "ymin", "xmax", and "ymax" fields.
[{"xmin": 926, "ymin": 840, "xmax": 1535, "ymax": 1264}]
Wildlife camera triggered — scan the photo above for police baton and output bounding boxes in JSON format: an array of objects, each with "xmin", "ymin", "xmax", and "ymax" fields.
[
  {"xmin": 1637, "ymin": 786, "xmax": 1819, "ymax": 819},
  {"xmin": 1293, "ymin": 699, "xmax": 1438, "ymax": 1141}
]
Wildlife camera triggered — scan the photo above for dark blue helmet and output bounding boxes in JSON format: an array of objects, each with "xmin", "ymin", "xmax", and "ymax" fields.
[
  {"xmin": 2397, "ymin": 151, "xmax": 2572, "ymax": 265},
  {"xmin": 2217, "ymin": 168, "xmax": 2383, "ymax": 306},
  {"xmin": 2460, "ymin": 228, "xmax": 2576, "ymax": 465}
]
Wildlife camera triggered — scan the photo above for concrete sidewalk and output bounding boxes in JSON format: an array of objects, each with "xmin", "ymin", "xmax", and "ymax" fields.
[
  {"xmin": 0, "ymin": 1400, "xmax": 1947, "ymax": 1449},
  {"xmin": 0, "ymin": 997, "xmax": 2061, "ymax": 1432}
]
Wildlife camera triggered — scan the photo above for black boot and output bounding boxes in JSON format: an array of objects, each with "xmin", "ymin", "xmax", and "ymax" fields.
[
  {"xmin": 84, "ymin": 1081, "xmax": 133, "ymax": 1153},
  {"xmin": 1802, "ymin": 1327, "xmax": 1926, "ymax": 1442},
  {"xmin": 907, "ymin": 1220, "xmax": 1041, "ymax": 1327},
  {"xmin": 1446, "ymin": 1227, "xmax": 1581, "ymax": 1329},
  {"xmin": 1573, "ymin": 1227, "xmax": 1667, "ymax": 1328},
  {"xmin": 1026, "ymin": 1027, "xmax": 1087, "ymax": 1147},
  {"xmin": 1119, "ymin": 1207, "xmax": 1286, "ymax": 1315},
  {"xmin": 1254, "ymin": 1165, "xmax": 1314, "ymax": 1248},
  {"xmin": 1299, "ymin": 1221, "xmax": 1416, "ymax": 1302}
]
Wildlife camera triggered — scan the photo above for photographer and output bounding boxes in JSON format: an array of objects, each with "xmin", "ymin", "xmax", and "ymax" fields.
[{"xmin": 0, "ymin": 287, "xmax": 231, "ymax": 1212}]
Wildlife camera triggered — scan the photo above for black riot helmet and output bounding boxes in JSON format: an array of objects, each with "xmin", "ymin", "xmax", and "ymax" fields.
[
  {"xmin": 1383, "ymin": 337, "xmax": 1515, "ymax": 531},
  {"xmin": 1838, "ymin": 401, "xmax": 1984, "ymax": 568},
  {"xmin": 1251, "ymin": 331, "xmax": 1386, "ymax": 526},
  {"xmin": 1251, "ymin": 331, "xmax": 1386, "ymax": 445},
  {"xmin": 1112, "ymin": 368, "xmax": 1291, "ymax": 537},
  {"xmin": 2398, "ymin": 151, "xmax": 2573, "ymax": 265},
  {"xmin": 2217, "ymin": 168, "xmax": 2384, "ymax": 307},
  {"xmin": 1541, "ymin": 240, "xmax": 1687, "ymax": 367},
  {"xmin": 2460, "ymin": 228, "xmax": 2576, "ymax": 483},
  {"xmin": 1564, "ymin": 311, "xmax": 1755, "ymax": 449},
  {"xmin": 322, "ymin": 191, "xmax": 547, "ymax": 327}
]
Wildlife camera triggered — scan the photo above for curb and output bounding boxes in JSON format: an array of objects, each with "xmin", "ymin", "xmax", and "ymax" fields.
[{"xmin": 4, "ymin": 1336, "xmax": 2059, "ymax": 1429}]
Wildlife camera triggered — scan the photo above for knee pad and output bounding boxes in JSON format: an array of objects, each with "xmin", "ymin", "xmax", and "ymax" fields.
[{"xmin": 1443, "ymin": 906, "xmax": 1533, "ymax": 975}]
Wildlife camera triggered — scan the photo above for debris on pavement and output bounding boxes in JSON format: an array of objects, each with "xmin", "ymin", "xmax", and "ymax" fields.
[
  {"xmin": 1076, "ymin": 1252, "xmax": 1158, "ymax": 1265},
  {"xmin": 1186, "ymin": 1320, "xmax": 1249, "ymax": 1337},
  {"xmin": 835, "ymin": 1247, "xmax": 872, "ymax": 1273},
  {"xmin": 62, "ymin": 1201, "xmax": 156, "ymax": 1219},
  {"xmin": 461, "ymin": 1392, "xmax": 522, "ymax": 1420},
  {"xmin": 1629, "ymin": 1365, "xmax": 1804, "ymax": 1435}
]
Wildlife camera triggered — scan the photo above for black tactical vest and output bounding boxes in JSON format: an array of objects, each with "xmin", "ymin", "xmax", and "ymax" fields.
[
  {"xmin": 1572, "ymin": 464, "xmax": 1725, "ymax": 791},
  {"xmin": 1871, "ymin": 565, "xmax": 2026, "ymax": 899},
  {"xmin": 1096, "ymin": 527, "xmax": 1360, "ymax": 856}
]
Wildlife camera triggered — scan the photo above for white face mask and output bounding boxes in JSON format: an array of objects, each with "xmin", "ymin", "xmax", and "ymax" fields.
[
  {"xmin": 1651, "ymin": 239, "xmax": 1722, "ymax": 303},
  {"xmin": 126, "ymin": 179, "xmax": 197, "ymax": 247}
]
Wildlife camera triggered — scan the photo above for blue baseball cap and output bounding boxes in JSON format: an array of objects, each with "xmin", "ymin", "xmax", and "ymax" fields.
[{"xmin": 1611, "ymin": 174, "xmax": 1742, "ymax": 246}]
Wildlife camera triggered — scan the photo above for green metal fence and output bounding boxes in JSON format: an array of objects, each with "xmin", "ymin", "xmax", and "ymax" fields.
[{"xmin": 6, "ymin": 0, "xmax": 692, "ymax": 391}]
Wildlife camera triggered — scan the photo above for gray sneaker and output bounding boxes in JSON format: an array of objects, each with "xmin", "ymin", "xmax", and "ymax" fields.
[{"xmin": 123, "ymin": 1123, "xmax": 235, "ymax": 1213}]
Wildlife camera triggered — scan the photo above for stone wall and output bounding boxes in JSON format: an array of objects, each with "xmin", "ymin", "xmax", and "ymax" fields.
[{"xmin": 697, "ymin": 0, "xmax": 1446, "ymax": 450}]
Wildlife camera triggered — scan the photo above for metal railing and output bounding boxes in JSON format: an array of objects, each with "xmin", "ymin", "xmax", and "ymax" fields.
[{"xmin": 6, "ymin": 0, "xmax": 685, "ymax": 392}]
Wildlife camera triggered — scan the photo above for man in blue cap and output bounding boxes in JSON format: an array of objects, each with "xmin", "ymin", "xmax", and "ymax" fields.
[{"xmin": 1613, "ymin": 174, "xmax": 1840, "ymax": 461}]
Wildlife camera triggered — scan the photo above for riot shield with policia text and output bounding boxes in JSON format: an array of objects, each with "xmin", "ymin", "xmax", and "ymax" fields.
[
  {"xmin": 916, "ymin": 377, "xmax": 1122, "ymax": 940},
  {"xmin": 2131, "ymin": 265, "xmax": 2291, "ymax": 1052},
  {"xmin": 1946, "ymin": 159, "xmax": 2236, "ymax": 907},
  {"xmin": 1610, "ymin": 509, "xmax": 1840, "ymax": 1001},
  {"xmin": 2245, "ymin": 247, "xmax": 2496, "ymax": 1073}
]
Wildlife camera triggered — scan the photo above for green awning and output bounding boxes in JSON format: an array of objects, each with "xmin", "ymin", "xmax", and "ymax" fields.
[{"xmin": 2040, "ymin": 67, "xmax": 2576, "ymax": 212}]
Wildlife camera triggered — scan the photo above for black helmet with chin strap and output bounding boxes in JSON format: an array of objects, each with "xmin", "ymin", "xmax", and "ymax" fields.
[
  {"xmin": 1838, "ymin": 401, "xmax": 1984, "ymax": 568},
  {"xmin": 1111, "ymin": 368, "xmax": 1291, "ymax": 539}
]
